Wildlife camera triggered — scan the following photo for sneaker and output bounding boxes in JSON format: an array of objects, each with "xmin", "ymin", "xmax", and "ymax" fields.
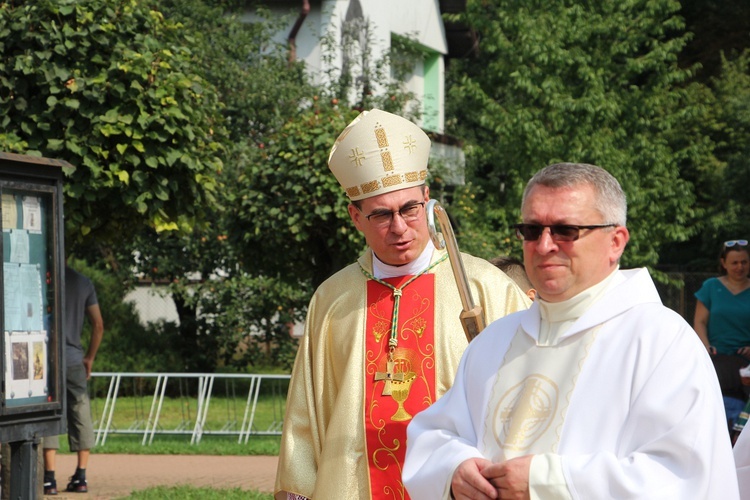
[
  {"xmin": 66, "ymin": 476, "xmax": 88, "ymax": 493},
  {"xmin": 43, "ymin": 479, "xmax": 58, "ymax": 495}
]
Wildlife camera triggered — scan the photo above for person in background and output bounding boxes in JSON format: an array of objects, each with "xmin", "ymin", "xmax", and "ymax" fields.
[
  {"xmin": 694, "ymin": 240, "xmax": 750, "ymax": 430},
  {"xmin": 43, "ymin": 266, "xmax": 104, "ymax": 495},
  {"xmin": 403, "ymin": 162, "xmax": 738, "ymax": 499},
  {"xmin": 490, "ymin": 255, "xmax": 536, "ymax": 301},
  {"xmin": 274, "ymin": 109, "xmax": 530, "ymax": 500}
]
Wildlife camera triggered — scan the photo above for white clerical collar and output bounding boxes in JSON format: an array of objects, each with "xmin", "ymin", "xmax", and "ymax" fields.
[
  {"xmin": 536, "ymin": 267, "xmax": 622, "ymax": 346},
  {"xmin": 372, "ymin": 239, "xmax": 436, "ymax": 279}
]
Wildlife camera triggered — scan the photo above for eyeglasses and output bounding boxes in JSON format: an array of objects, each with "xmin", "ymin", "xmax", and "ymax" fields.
[
  {"xmin": 364, "ymin": 202, "xmax": 425, "ymax": 228},
  {"xmin": 513, "ymin": 223, "xmax": 617, "ymax": 242},
  {"xmin": 724, "ymin": 240, "xmax": 748, "ymax": 247}
]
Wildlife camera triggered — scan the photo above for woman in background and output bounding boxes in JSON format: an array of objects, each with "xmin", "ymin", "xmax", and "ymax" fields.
[{"xmin": 694, "ymin": 239, "xmax": 750, "ymax": 429}]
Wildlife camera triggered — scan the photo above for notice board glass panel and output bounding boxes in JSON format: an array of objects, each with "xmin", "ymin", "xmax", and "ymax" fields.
[{"xmin": 1, "ymin": 185, "xmax": 58, "ymax": 409}]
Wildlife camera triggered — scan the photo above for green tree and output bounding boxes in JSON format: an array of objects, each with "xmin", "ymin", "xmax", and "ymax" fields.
[
  {"xmin": 158, "ymin": 0, "xmax": 312, "ymax": 144},
  {"xmin": 112, "ymin": 0, "xmax": 325, "ymax": 372},
  {"xmin": 230, "ymin": 103, "xmax": 364, "ymax": 290},
  {"xmin": 444, "ymin": 0, "xmax": 717, "ymax": 268},
  {"xmin": 711, "ymin": 51, "xmax": 750, "ymax": 242},
  {"xmin": 678, "ymin": 0, "xmax": 750, "ymax": 80},
  {"xmin": 0, "ymin": 0, "xmax": 225, "ymax": 254}
]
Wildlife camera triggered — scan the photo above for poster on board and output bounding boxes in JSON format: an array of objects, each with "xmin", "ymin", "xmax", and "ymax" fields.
[{"xmin": 4, "ymin": 331, "xmax": 48, "ymax": 401}]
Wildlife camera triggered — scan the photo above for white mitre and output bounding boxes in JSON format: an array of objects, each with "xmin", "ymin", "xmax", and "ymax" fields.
[{"xmin": 327, "ymin": 109, "xmax": 430, "ymax": 201}]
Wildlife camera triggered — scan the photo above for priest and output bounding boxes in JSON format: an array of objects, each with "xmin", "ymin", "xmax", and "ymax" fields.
[
  {"xmin": 274, "ymin": 109, "xmax": 530, "ymax": 500},
  {"xmin": 403, "ymin": 162, "xmax": 739, "ymax": 499}
]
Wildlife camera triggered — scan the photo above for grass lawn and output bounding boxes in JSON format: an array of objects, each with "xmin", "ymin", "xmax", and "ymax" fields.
[
  {"xmin": 58, "ymin": 433, "xmax": 280, "ymax": 455},
  {"xmin": 82, "ymin": 391, "xmax": 284, "ymax": 455}
]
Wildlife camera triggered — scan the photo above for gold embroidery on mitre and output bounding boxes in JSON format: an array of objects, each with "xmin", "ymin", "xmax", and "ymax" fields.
[
  {"xmin": 349, "ymin": 147, "xmax": 365, "ymax": 167},
  {"xmin": 361, "ymin": 180, "xmax": 379, "ymax": 194},
  {"xmin": 346, "ymin": 186, "xmax": 361, "ymax": 198},
  {"xmin": 403, "ymin": 135, "xmax": 417, "ymax": 153},
  {"xmin": 375, "ymin": 126, "xmax": 389, "ymax": 148},
  {"xmin": 380, "ymin": 152, "xmax": 394, "ymax": 171},
  {"xmin": 493, "ymin": 375, "xmax": 558, "ymax": 452},
  {"xmin": 382, "ymin": 175, "xmax": 402, "ymax": 188},
  {"xmin": 373, "ymin": 121, "xmax": 395, "ymax": 172},
  {"xmin": 419, "ymin": 170, "xmax": 428, "ymax": 180},
  {"xmin": 405, "ymin": 171, "xmax": 419, "ymax": 183}
]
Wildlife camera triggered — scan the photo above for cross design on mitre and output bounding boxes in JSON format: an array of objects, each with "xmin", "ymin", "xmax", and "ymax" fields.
[
  {"xmin": 374, "ymin": 358, "xmax": 405, "ymax": 396},
  {"xmin": 349, "ymin": 147, "xmax": 365, "ymax": 167},
  {"xmin": 403, "ymin": 135, "xmax": 417, "ymax": 153}
]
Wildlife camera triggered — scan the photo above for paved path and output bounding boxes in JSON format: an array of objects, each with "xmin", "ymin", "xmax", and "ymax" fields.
[{"xmin": 54, "ymin": 454, "xmax": 278, "ymax": 499}]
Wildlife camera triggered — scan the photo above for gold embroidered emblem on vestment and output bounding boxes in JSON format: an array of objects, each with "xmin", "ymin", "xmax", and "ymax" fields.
[{"xmin": 493, "ymin": 375, "xmax": 558, "ymax": 452}]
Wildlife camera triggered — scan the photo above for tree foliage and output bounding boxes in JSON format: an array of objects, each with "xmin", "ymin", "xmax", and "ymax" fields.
[
  {"xmin": 711, "ymin": 51, "xmax": 750, "ymax": 236},
  {"xmin": 0, "ymin": 0, "xmax": 225, "ymax": 251},
  {"xmin": 678, "ymin": 0, "xmax": 750, "ymax": 80},
  {"xmin": 158, "ymin": 0, "xmax": 312, "ymax": 145},
  {"xmin": 107, "ymin": 0, "xmax": 318, "ymax": 372},
  {"xmin": 444, "ymin": 0, "xmax": 718, "ymax": 269},
  {"xmin": 229, "ymin": 103, "xmax": 364, "ymax": 289}
]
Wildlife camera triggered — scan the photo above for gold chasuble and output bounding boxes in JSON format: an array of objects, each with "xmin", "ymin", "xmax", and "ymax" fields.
[{"xmin": 365, "ymin": 274, "xmax": 437, "ymax": 499}]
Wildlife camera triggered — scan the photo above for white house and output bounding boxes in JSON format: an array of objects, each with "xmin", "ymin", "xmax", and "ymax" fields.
[
  {"xmin": 245, "ymin": 0, "xmax": 474, "ymax": 185},
  {"xmin": 245, "ymin": 0, "xmax": 469, "ymax": 133}
]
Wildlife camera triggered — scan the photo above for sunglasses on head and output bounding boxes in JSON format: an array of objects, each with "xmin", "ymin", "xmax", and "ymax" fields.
[
  {"xmin": 724, "ymin": 240, "xmax": 748, "ymax": 248},
  {"xmin": 513, "ymin": 223, "xmax": 616, "ymax": 242}
]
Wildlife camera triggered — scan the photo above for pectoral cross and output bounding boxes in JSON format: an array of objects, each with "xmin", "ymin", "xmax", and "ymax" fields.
[{"xmin": 374, "ymin": 358, "xmax": 404, "ymax": 396}]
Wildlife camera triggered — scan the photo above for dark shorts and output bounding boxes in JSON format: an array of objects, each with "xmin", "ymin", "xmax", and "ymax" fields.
[
  {"xmin": 712, "ymin": 353, "xmax": 750, "ymax": 401},
  {"xmin": 43, "ymin": 363, "xmax": 95, "ymax": 451}
]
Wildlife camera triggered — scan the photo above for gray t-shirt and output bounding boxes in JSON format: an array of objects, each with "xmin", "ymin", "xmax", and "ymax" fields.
[{"xmin": 65, "ymin": 267, "xmax": 99, "ymax": 366}]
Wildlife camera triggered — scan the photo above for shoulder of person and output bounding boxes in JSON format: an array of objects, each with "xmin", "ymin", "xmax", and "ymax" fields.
[
  {"xmin": 605, "ymin": 302, "xmax": 694, "ymax": 346},
  {"xmin": 65, "ymin": 267, "xmax": 89, "ymax": 285},
  {"xmin": 314, "ymin": 261, "xmax": 363, "ymax": 295}
]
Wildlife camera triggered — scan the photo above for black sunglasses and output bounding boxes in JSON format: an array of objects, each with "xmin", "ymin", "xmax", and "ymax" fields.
[{"xmin": 513, "ymin": 223, "xmax": 617, "ymax": 242}]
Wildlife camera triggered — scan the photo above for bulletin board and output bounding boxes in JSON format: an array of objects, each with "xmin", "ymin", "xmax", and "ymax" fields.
[
  {"xmin": 0, "ymin": 153, "xmax": 69, "ymax": 498},
  {"xmin": 1, "ymin": 184, "xmax": 58, "ymax": 409}
]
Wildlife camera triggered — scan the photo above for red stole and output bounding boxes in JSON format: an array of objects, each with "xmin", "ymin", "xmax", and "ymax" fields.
[{"xmin": 364, "ymin": 274, "xmax": 436, "ymax": 500}]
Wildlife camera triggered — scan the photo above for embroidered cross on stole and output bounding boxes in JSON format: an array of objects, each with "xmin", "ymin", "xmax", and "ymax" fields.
[
  {"xmin": 374, "ymin": 358, "xmax": 404, "ymax": 395},
  {"xmin": 364, "ymin": 273, "xmax": 437, "ymax": 500}
]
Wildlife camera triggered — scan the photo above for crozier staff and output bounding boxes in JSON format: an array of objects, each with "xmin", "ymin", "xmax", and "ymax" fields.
[
  {"xmin": 403, "ymin": 162, "xmax": 738, "ymax": 500},
  {"xmin": 273, "ymin": 109, "xmax": 530, "ymax": 500}
]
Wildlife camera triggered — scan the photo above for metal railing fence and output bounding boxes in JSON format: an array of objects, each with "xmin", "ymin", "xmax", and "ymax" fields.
[{"xmin": 88, "ymin": 372, "xmax": 290, "ymax": 446}]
